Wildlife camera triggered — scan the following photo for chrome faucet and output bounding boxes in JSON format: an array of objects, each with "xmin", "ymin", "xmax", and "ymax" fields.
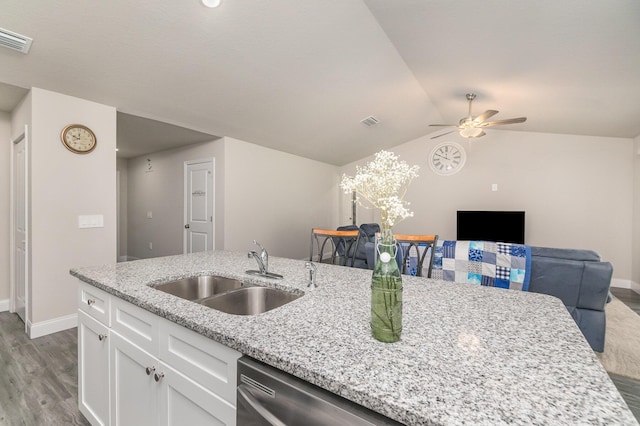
[
  {"xmin": 246, "ymin": 241, "xmax": 283, "ymax": 279},
  {"xmin": 253, "ymin": 240, "xmax": 268, "ymax": 273},
  {"xmin": 247, "ymin": 251, "xmax": 267, "ymax": 275}
]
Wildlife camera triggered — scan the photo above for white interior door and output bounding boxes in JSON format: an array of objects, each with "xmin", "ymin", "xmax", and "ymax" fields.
[
  {"xmin": 12, "ymin": 132, "xmax": 27, "ymax": 325},
  {"xmin": 184, "ymin": 159, "xmax": 214, "ymax": 254}
]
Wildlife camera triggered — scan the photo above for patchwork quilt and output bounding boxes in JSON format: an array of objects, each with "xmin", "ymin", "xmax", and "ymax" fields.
[{"xmin": 431, "ymin": 240, "xmax": 531, "ymax": 291}]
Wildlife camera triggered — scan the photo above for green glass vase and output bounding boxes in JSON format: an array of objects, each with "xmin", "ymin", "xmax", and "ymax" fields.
[{"xmin": 370, "ymin": 228, "xmax": 403, "ymax": 343}]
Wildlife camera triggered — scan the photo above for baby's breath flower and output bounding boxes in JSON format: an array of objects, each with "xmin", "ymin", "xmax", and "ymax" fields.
[{"xmin": 340, "ymin": 151, "xmax": 419, "ymax": 229}]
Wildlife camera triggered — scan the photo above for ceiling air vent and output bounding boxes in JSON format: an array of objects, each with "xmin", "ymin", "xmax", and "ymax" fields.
[
  {"xmin": 0, "ymin": 28, "xmax": 33, "ymax": 54},
  {"xmin": 360, "ymin": 116, "xmax": 379, "ymax": 127}
]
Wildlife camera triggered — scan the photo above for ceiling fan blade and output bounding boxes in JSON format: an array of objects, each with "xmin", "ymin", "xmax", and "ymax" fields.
[
  {"xmin": 479, "ymin": 117, "xmax": 527, "ymax": 127},
  {"xmin": 429, "ymin": 124, "xmax": 458, "ymax": 127},
  {"xmin": 473, "ymin": 110, "xmax": 498, "ymax": 124},
  {"xmin": 430, "ymin": 129, "xmax": 456, "ymax": 139}
]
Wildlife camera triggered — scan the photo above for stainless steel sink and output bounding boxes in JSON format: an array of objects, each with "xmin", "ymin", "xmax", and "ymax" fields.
[
  {"xmin": 151, "ymin": 275, "xmax": 244, "ymax": 301},
  {"xmin": 150, "ymin": 275, "xmax": 301, "ymax": 315},
  {"xmin": 199, "ymin": 286, "xmax": 302, "ymax": 315}
]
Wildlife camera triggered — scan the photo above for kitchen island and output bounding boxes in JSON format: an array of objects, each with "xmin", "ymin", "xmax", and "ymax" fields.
[{"xmin": 71, "ymin": 250, "xmax": 636, "ymax": 425}]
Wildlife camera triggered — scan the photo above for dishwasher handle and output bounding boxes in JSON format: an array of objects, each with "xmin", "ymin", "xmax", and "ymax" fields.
[{"xmin": 238, "ymin": 384, "xmax": 287, "ymax": 426}]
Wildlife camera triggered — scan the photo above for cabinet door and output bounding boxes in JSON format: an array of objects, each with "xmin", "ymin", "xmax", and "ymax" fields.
[
  {"xmin": 158, "ymin": 361, "xmax": 236, "ymax": 426},
  {"xmin": 78, "ymin": 311, "xmax": 110, "ymax": 426},
  {"xmin": 110, "ymin": 332, "xmax": 158, "ymax": 426}
]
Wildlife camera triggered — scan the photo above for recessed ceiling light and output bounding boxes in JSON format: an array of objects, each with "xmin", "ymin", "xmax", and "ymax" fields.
[{"xmin": 202, "ymin": 0, "xmax": 222, "ymax": 7}]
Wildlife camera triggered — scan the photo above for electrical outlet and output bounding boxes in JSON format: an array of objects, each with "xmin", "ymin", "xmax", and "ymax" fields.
[{"xmin": 149, "ymin": 242, "xmax": 153, "ymax": 250}]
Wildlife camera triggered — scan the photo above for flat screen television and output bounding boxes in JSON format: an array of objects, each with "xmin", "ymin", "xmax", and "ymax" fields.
[{"xmin": 456, "ymin": 211, "xmax": 525, "ymax": 244}]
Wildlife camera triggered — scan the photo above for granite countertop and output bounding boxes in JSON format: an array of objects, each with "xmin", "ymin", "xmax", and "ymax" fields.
[{"xmin": 70, "ymin": 250, "xmax": 636, "ymax": 425}]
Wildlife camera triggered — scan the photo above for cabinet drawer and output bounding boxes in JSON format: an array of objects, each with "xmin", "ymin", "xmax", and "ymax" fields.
[
  {"xmin": 111, "ymin": 297, "xmax": 159, "ymax": 355},
  {"xmin": 78, "ymin": 282, "xmax": 111, "ymax": 325},
  {"xmin": 159, "ymin": 319, "xmax": 241, "ymax": 406}
]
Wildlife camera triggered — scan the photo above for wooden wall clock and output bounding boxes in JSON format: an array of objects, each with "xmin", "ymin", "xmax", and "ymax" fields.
[{"xmin": 61, "ymin": 124, "xmax": 97, "ymax": 154}]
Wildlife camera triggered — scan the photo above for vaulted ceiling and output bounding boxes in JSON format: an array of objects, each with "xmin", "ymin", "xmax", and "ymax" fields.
[{"xmin": 2, "ymin": 0, "xmax": 639, "ymax": 165}]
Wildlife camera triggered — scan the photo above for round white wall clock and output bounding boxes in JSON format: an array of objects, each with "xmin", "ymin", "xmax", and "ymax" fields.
[{"xmin": 428, "ymin": 141, "xmax": 466, "ymax": 176}]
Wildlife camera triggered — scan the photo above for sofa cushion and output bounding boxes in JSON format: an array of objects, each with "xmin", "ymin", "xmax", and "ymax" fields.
[
  {"xmin": 530, "ymin": 246, "xmax": 601, "ymax": 262},
  {"xmin": 529, "ymin": 252, "xmax": 612, "ymax": 311}
]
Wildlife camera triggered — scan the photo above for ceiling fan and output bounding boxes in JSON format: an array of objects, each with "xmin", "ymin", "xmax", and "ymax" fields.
[{"xmin": 430, "ymin": 93, "xmax": 526, "ymax": 139}]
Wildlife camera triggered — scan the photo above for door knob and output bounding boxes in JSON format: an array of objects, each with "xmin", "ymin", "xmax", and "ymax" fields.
[{"xmin": 184, "ymin": 224, "xmax": 190, "ymax": 229}]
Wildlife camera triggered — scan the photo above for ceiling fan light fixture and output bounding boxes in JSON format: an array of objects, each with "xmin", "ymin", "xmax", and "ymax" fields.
[
  {"xmin": 460, "ymin": 127, "xmax": 483, "ymax": 138},
  {"xmin": 202, "ymin": 0, "xmax": 222, "ymax": 7}
]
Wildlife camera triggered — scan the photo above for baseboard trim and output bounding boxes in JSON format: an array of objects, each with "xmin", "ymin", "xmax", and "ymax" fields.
[
  {"xmin": 0, "ymin": 299, "xmax": 9, "ymax": 312},
  {"xmin": 611, "ymin": 278, "xmax": 632, "ymax": 289},
  {"xmin": 27, "ymin": 313, "xmax": 77, "ymax": 339},
  {"xmin": 610, "ymin": 279, "xmax": 640, "ymax": 294}
]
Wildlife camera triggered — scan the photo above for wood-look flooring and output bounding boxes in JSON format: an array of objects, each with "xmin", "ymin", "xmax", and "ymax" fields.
[
  {"xmin": 609, "ymin": 287, "xmax": 640, "ymax": 422},
  {"xmin": 611, "ymin": 287, "xmax": 640, "ymax": 315},
  {"xmin": 0, "ymin": 312, "xmax": 89, "ymax": 426},
  {"xmin": 0, "ymin": 289, "xmax": 639, "ymax": 425}
]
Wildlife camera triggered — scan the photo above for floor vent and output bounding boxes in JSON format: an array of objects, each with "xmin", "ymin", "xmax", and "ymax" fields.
[
  {"xmin": 0, "ymin": 28, "xmax": 33, "ymax": 54},
  {"xmin": 360, "ymin": 116, "xmax": 379, "ymax": 127}
]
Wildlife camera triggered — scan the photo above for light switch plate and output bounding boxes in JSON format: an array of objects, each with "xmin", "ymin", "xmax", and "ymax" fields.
[{"xmin": 79, "ymin": 214, "xmax": 104, "ymax": 229}]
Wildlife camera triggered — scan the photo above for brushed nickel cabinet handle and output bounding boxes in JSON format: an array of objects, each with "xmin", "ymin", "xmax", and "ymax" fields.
[
  {"xmin": 154, "ymin": 372, "xmax": 164, "ymax": 382},
  {"xmin": 87, "ymin": 298, "xmax": 96, "ymax": 306},
  {"xmin": 146, "ymin": 366, "xmax": 156, "ymax": 376},
  {"xmin": 98, "ymin": 334, "xmax": 107, "ymax": 341}
]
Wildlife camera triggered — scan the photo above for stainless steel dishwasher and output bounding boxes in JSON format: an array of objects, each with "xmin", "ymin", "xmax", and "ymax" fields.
[{"xmin": 237, "ymin": 356, "xmax": 402, "ymax": 425}]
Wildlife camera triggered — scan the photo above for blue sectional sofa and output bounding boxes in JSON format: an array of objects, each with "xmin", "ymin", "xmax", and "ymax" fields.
[{"xmin": 528, "ymin": 246, "xmax": 613, "ymax": 352}]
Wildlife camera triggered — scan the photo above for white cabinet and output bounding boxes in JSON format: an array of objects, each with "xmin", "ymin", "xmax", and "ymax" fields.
[
  {"xmin": 78, "ymin": 311, "xmax": 110, "ymax": 426},
  {"xmin": 79, "ymin": 284, "xmax": 110, "ymax": 325},
  {"xmin": 110, "ymin": 332, "xmax": 158, "ymax": 426},
  {"xmin": 77, "ymin": 281, "xmax": 241, "ymax": 426},
  {"xmin": 159, "ymin": 361, "xmax": 236, "ymax": 426},
  {"xmin": 158, "ymin": 319, "xmax": 239, "ymax": 406}
]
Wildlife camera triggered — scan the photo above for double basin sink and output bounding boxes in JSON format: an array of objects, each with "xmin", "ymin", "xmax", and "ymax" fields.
[{"xmin": 150, "ymin": 275, "xmax": 301, "ymax": 315}]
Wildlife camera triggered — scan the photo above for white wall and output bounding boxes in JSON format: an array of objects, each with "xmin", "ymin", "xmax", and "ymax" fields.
[
  {"xmin": 126, "ymin": 137, "xmax": 339, "ymax": 261},
  {"xmin": 223, "ymin": 137, "xmax": 340, "ymax": 259},
  {"xmin": 127, "ymin": 140, "xmax": 223, "ymax": 259},
  {"xmin": 27, "ymin": 88, "xmax": 116, "ymax": 330},
  {"xmin": 0, "ymin": 112, "xmax": 11, "ymax": 303},
  {"xmin": 633, "ymin": 135, "xmax": 640, "ymax": 289},
  {"xmin": 341, "ymin": 129, "xmax": 634, "ymax": 282}
]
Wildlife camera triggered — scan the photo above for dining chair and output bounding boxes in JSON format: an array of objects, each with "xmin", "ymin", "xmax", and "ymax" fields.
[
  {"xmin": 393, "ymin": 234, "xmax": 439, "ymax": 278},
  {"xmin": 310, "ymin": 228, "xmax": 361, "ymax": 266}
]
